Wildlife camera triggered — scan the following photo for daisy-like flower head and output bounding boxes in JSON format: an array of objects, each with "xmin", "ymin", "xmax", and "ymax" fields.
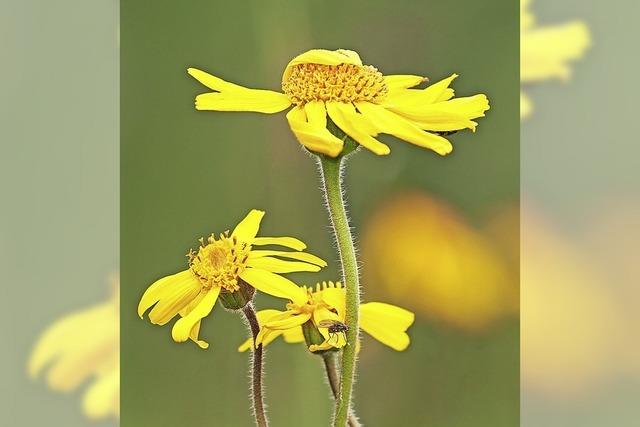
[
  {"xmin": 238, "ymin": 281, "xmax": 415, "ymax": 353},
  {"xmin": 188, "ymin": 48, "xmax": 490, "ymax": 157},
  {"xmin": 137, "ymin": 209, "xmax": 326, "ymax": 349}
]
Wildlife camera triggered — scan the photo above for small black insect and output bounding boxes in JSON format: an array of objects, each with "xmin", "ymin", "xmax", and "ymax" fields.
[
  {"xmin": 318, "ymin": 319, "xmax": 349, "ymax": 344},
  {"xmin": 433, "ymin": 130, "xmax": 460, "ymax": 137}
]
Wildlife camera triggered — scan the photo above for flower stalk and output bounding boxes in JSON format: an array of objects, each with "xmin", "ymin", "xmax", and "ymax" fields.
[
  {"xmin": 317, "ymin": 146, "xmax": 360, "ymax": 427},
  {"xmin": 322, "ymin": 353, "xmax": 361, "ymax": 427},
  {"xmin": 242, "ymin": 302, "xmax": 269, "ymax": 427}
]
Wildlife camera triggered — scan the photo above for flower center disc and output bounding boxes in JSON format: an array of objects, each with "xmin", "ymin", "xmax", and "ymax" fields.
[
  {"xmin": 282, "ymin": 63, "xmax": 388, "ymax": 106},
  {"xmin": 189, "ymin": 235, "xmax": 249, "ymax": 292}
]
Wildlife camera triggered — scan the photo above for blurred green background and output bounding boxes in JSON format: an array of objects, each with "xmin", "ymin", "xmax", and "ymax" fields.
[{"xmin": 121, "ymin": 0, "xmax": 519, "ymax": 426}]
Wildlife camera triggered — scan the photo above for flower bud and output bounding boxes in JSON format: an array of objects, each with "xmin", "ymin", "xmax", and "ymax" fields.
[{"xmin": 218, "ymin": 278, "xmax": 255, "ymax": 311}]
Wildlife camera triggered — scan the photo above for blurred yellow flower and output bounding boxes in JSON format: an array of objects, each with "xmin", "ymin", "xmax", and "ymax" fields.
[
  {"xmin": 29, "ymin": 277, "xmax": 119, "ymax": 420},
  {"xmin": 519, "ymin": 209, "xmax": 620, "ymax": 398},
  {"xmin": 189, "ymin": 48, "xmax": 489, "ymax": 157},
  {"xmin": 361, "ymin": 192, "xmax": 517, "ymax": 332},
  {"xmin": 521, "ymin": 0, "xmax": 590, "ymax": 118},
  {"xmin": 238, "ymin": 281, "xmax": 414, "ymax": 353},
  {"xmin": 138, "ymin": 209, "xmax": 326, "ymax": 348}
]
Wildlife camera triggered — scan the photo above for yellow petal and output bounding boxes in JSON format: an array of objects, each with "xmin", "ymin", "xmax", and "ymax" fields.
[
  {"xmin": 171, "ymin": 287, "xmax": 221, "ymax": 344},
  {"xmin": 195, "ymin": 90, "xmax": 292, "ymax": 114},
  {"xmin": 144, "ymin": 271, "xmax": 202, "ymax": 325},
  {"xmin": 384, "ymin": 75, "xmax": 427, "ymax": 91},
  {"xmin": 248, "ymin": 250, "xmax": 327, "ymax": 267},
  {"xmin": 232, "ymin": 209, "xmax": 265, "ymax": 243},
  {"xmin": 237, "ymin": 309, "xmax": 284, "ymax": 352},
  {"xmin": 187, "ymin": 68, "xmax": 250, "ymax": 92},
  {"xmin": 286, "ymin": 104, "xmax": 344, "ymax": 157},
  {"xmin": 313, "ymin": 307, "xmax": 347, "ymax": 348},
  {"xmin": 264, "ymin": 311, "xmax": 312, "ymax": 330},
  {"xmin": 356, "ymin": 102, "xmax": 453, "ymax": 156},
  {"xmin": 255, "ymin": 327, "xmax": 287, "ymax": 348},
  {"xmin": 359, "ymin": 302, "xmax": 415, "ymax": 351},
  {"xmin": 325, "ymin": 102, "xmax": 390, "ymax": 155},
  {"xmin": 309, "ymin": 342, "xmax": 333, "ymax": 352},
  {"xmin": 282, "ymin": 326, "xmax": 305, "ymax": 343},
  {"xmin": 384, "ymin": 74, "xmax": 458, "ymax": 107},
  {"xmin": 247, "ymin": 256, "xmax": 322, "ymax": 273},
  {"xmin": 421, "ymin": 73, "xmax": 458, "ymax": 103},
  {"xmin": 238, "ymin": 337, "xmax": 254, "ymax": 352},
  {"xmin": 239, "ymin": 268, "xmax": 307, "ymax": 305},
  {"xmin": 386, "ymin": 94, "xmax": 490, "ymax": 132},
  {"xmin": 187, "ymin": 320, "xmax": 209, "ymax": 349},
  {"xmin": 252, "ymin": 236, "xmax": 307, "ymax": 251},
  {"xmin": 138, "ymin": 270, "xmax": 188, "ymax": 318},
  {"xmin": 283, "ymin": 49, "xmax": 363, "ymax": 83},
  {"xmin": 320, "ymin": 287, "xmax": 346, "ymax": 320}
]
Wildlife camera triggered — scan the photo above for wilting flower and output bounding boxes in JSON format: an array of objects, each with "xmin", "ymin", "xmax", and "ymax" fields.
[
  {"xmin": 29, "ymin": 277, "xmax": 120, "ymax": 420},
  {"xmin": 521, "ymin": 0, "xmax": 590, "ymax": 118},
  {"xmin": 238, "ymin": 281, "xmax": 415, "ymax": 353},
  {"xmin": 361, "ymin": 192, "xmax": 517, "ymax": 332},
  {"xmin": 138, "ymin": 209, "xmax": 326, "ymax": 349},
  {"xmin": 189, "ymin": 48, "xmax": 489, "ymax": 157}
]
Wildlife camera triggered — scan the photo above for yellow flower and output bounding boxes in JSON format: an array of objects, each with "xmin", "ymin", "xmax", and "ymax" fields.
[
  {"xmin": 138, "ymin": 209, "xmax": 326, "ymax": 349},
  {"xmin": 238, "ymin": 281, "xmax": 415, "ymax": 353},
  {"xmin": 521, "ymin": 0, "xmax": 590, "ymax": 118},
  {"xmin": 361, "ymin": 192, "xmax": 517, "ymax": 332},
  {"xmin": 188, "ymin": 49, "xmax": 489, "ymax": 157},
  {"xmin": 29, "ymin": 277, "xmax": 120, "ymax": 420}
]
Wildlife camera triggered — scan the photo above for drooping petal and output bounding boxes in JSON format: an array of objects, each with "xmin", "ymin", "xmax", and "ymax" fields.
[
  {"xmin": 264, "ymin": 311, "xmax": 312, "ymax": 330},
  {"xmin": 171, "ymin": 286, "xmax": 221, "ymax": 344},
  {"xmin": 138, "ymin": 270, "xmax": 190, "ymax": 318},
  {"xmin": 385, "ymin": 94, "xmax": 490, "ymax": 132},
  {"xmin": 359, "ymin": 302, "xmax": 415, "ymax": 351},
  {"xmin": 238, "ymin": 309, "xmax": 284, "ymax": 351},
  {"xmin": 251, "ymin": 236, "xmax": 307, "ymax": 251},
  {"xmin": 286, "ymin": 104, "xmax": 344, "ymax": 157},
  {"xmin": 195, "ymin": 90, "xmax": 292, "ymax": 114},
  {"xmin": 368, "ymin": 112, "xmax": 448, "ymax": 151},
  {"xmin": 144, "ymin": 271, "xmax": 202, "ymax": 325},
  {"xmin": 283, "ymin": 49, "xmax": 363, "ymax": 82},
  {"xmin": 384, "ymin": 75, "xmax": 427, "ymax": 91},
  {"xmin": 246, "ymin": 256, "xmax": 322, "ymax": 273},
  {"xmin": 187, "ymin": 68, "xmax": 250, "ymax": 92},
  {"xmin": 239, "ymin": 268, "xmax": 307, "ymax": 305},
  {"xmin": 254, "ymin": 310, "xmax": 304, "ymax": 346},
  {"xmin": 309, "ymin": 342, "xmax": 334, "ymax": 352},
  {"xmin": 232, "ymin": 209, "xmax": 265, "ymax": 243},
  {"xmin": 255, "ymin": 327, "xmax": 287, "ymax": 348},
  {"xmin": 325, "ymin": 101, "xmax": 390, "ymax": 155},
  {"xmin": 188, "ymin": 320, "xmax": 209, "ymax": 349},
  {"xmin": 178, "ymin": 292, "xmax": 209, "ymax": 348},
  {"xmin": 282, "ymin": 326, "xmax": 305, "ymax": 343},
  {"xmin": 248, "ymin": 250, "xmax": 327, "ymax": 267},
  {"xmin": 356, "ymin": 102, "xmax": 453, "ymax": 156}
]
